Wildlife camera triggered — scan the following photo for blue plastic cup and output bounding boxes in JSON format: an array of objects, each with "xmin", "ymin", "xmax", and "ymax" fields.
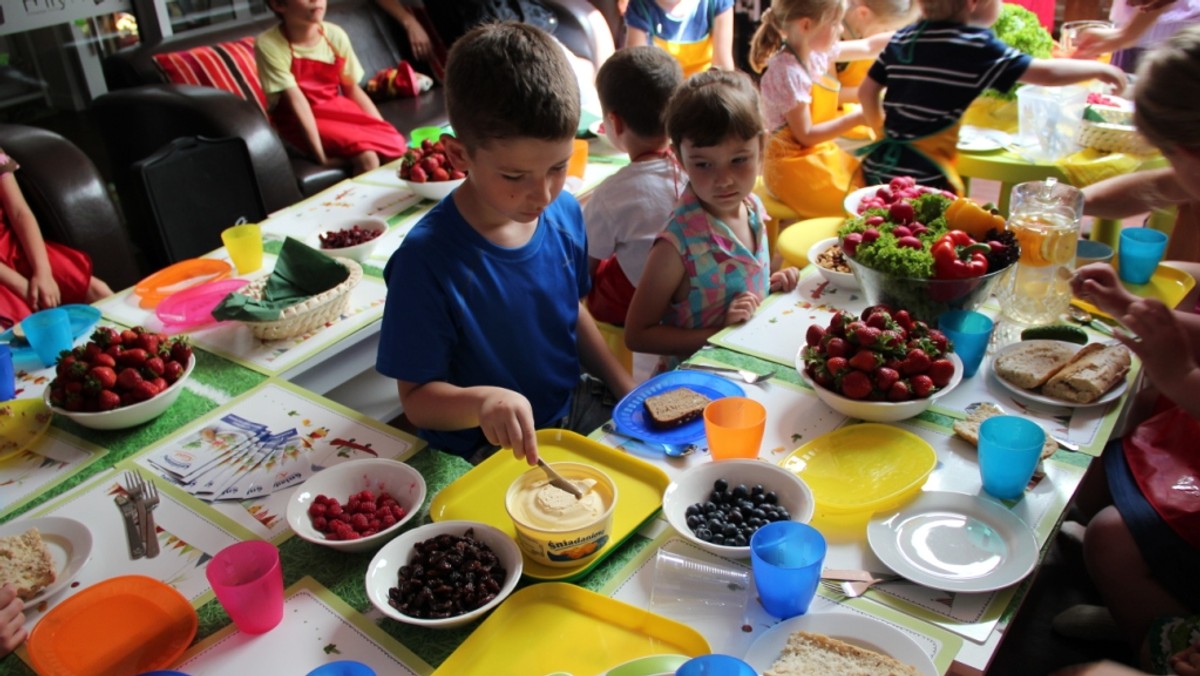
[
  {"xmin": 0, "ymin": 344, "xmax": 13, "ymax": 401},
  {"xmin": 21, "ymin": 308, "xmax": 72, "ymax": 368},
  {"xmin": 1118, "ymin": 228, "xmax": 1168, "ymax": 285},
  {"xmin": 938, "ymin": 310, "xmax": 994, "ymax": 378},
  {"xmin": 749, "ymin": 521, "xmax": 826, "ymax": 619},
  {"xmin": 676, "ymin": 654, "xmax": 757, "ymax": 676},
  {"xmin": 978, "ymin": 416, "xmax": 1045, "ymax": 500},
  {"xmin": 306, "ymin": 661, "xmax": 375, "ymax": 676}
]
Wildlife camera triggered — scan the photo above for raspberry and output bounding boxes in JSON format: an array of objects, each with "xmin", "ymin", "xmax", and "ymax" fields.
[
  {"xmin": 350, "ymin": 513, "xmax": 370, "ymax": 531},
  {"xmin": 368, "ymin": 519, "xmax": 381, "ymax": 531},
  {"xmin": 312, "ymin": 516, "xmax": 328, "ymax": 531},
  {"xmin": 381, "ymin": 515, "xmax": 397, "ymax": 528},
  {"xmin": 391, "ymin": 505, "xmax": 407, "ymax": 520},
  {"xmin": 327, "ymin": 504, "xmax": 344, "ymax": 517},
  {"xmin": 307, "ymin": 502, "xmax": 327, "ymax": 517}
]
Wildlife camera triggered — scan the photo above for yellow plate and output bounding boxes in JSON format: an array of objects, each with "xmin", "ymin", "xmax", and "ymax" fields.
[
  {"xmin": 0, "ymin": 398, "xmax": 53, "ymax": 462},
  {"xmin": 778, "ymin": 423, "xmax": 936, "ymax": 516},
  {"xmin": 429, "ymin": 429, "xmax": 670, "ymax": 581},
  {"xmin": 1074, "ymin": 263, "xmax": 1196, "ymax": 320},
  {"xmin": 432, "ymin": 583, "xmax": 709, "ymax": 676}
]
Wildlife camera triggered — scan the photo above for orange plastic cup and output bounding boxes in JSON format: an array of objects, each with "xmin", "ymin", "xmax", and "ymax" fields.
[
  {"xmin": 704, "ymin": 397, "xmax": 766, "ymax": 461},
  {"xmin": 568, "ymin": 138, "xmax": 588, "ymax": 180}
]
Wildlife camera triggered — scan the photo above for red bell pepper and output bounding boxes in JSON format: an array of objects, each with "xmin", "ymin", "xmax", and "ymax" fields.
[{"xmin": 931, "ymin": 230, "xmax": 991, "ymax": 279}]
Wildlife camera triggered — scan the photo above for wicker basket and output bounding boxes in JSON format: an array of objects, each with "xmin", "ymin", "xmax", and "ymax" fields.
[
  {"xmin": 1076, "ymin": 106, "xmax": 1154, "ymax": 155},
  {"xmin": 239, "ymin": 257, "xmax": 363, "ymax": 340}
]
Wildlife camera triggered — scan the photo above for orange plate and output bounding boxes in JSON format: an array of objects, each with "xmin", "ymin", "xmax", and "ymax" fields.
[
  {"xmin": 27, "ymin": 575, "xmax": 197, "ymax": 676},
  {"xmin": 134, "ymin": 258, "xmax": 233, "ymax": 309}
]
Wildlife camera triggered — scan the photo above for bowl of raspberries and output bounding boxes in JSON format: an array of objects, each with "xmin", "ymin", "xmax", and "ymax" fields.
[
  {"xmin": 286, "ymin": 458, "xmax": 426, "ymax": 553},
  {"xmin": 399, "ymin": 138, "xmax": 466, "ymax": 201},
  {"xmin": 312, "ymin": 218, "xmax": 388, "ymax": 262},
  {"xmin": 43, "ymin": 325, "xmax": 196, "ymax": 430},
  {"xmin": 796, "ymin": 305, "xmax": 964, "ymax": 423}
]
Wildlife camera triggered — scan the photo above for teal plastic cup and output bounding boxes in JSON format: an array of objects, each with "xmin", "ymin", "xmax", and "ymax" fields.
[
  {"xmin": 978, "ymin": 416, "xmax": 1045, "ymax": 500},
  {"xmin": 750, "ymin": 521, "xmax": 826, "ymax": 619},
  {"xmin": 676, "ymin": 654, "xmax": 756, "ymax": 676},
  {"xmin": 1118, "ymin": 228, "xmax": 1168, "ymax": 285},
  {"xmin": 21, "ymin": 308, "xmax": 72, "ymax": 368},
  {"xmin": 938, "ymin": 310, "xmax": 994, "ymax": 378}
]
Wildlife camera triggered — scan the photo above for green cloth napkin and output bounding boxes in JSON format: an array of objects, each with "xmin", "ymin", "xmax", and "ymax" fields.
[
  {"xmin": 212, "ymin": 237, "xmax": 349, "ymax": 322},
  {"xmin": 1083, "ymin": 106, "xmax": 1107, "ymax": 123}
]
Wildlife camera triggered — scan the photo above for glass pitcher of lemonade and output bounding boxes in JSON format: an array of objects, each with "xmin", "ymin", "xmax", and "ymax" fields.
[{"xmin": 999, "ymin": 179, "xmax": 1083, "ymax": 325}]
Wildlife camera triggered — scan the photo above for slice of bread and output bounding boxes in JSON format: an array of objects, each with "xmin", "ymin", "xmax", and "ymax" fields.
[
  {"xmin": 1041, "ymin": 344, "xmax": 1131, "ymax": 404},
  {"xmin": 765, "ymin": 631, "xmax": 920, "ymax": 676},
  {"xmin": 0, "ymin": 528, "xmax": 56, "ymax": 600},
  {"xmin": 953, "ymin": 402, "xmax": 1057, "ymax": 459},
  {"xmin": 643, "ymin": 387, "xmax": 711, "ymax": 429},
  {"xmin": 994, "ymin": 341, "xmax": 1079, "ymax": 389}
]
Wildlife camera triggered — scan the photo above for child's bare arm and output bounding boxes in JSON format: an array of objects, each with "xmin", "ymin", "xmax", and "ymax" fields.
[
  {"xmin": 397, "ymin": 379, "xmax": 540, "ymax": 464},
  {"xmin": 1020, "ymin": 58, "xmax": 1127, "ymax": 93},
  {"xmin": 785, "ymin": 101, "xmax": 866, "ymax": 146},
  {"xmin": 837, "ymin": 32, "xmax": 893, "ymax": 62},
  {"xmin": 279, "ymin": 87, "xmax": 329, "ymax": 165},
  {"xmin": 711, "ymin": 8, "xmax": 736, "ymax": 70},
  {"xmin": 625, "ymin": 240, "xmax": 721, "ymax": 356},
  {"xmin": 1083, "ymin": 167, "xmax": 1190, "ymax": 219},
  {"xmin": 343, "ymin": 79, "xmax": 386, "ymax": 122},
  {"xmin": 624, "ymin": 25, "xmax": 650, "ymax": 48},
  {"xmin": 0, "ymin": 172, "xmax": 58, "ymax": 310},
  {"xmin": 1118, "ymin": 299, "xmax": 1200, "ymax": 419},
  {"xmin": 372, "ymin": 0, "xmax": 433, "ymax": 61},
  {"xmin": 577, "ymin": 302, "xmax": 636, "ymax": 399},
  {"xmin": 858, "ymin": 76, "xmax": 885, "ymax": 129}
]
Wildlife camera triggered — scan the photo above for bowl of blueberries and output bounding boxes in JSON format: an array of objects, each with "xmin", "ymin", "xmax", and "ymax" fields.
[{"xmin": 661, "ymin": 460, "xmax": 815, "ymax": 558}]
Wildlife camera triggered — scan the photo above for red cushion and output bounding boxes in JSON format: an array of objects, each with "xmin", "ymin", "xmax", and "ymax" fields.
[{"xmin": 152, "ymin": 37, "xmax": 268, "ymax": 114}]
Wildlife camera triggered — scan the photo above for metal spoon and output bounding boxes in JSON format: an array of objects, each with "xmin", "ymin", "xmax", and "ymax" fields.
[
  {"xmin": 679, "ymin": 363, "xmax": 775, "ymax": 384},
  {"xmin": 600, "ymin": 422, "xmax": 695, "ymax": 458},
  {"xmin": 1066, "ymin": 305, "xmax": 1114, "ymax": 336}
]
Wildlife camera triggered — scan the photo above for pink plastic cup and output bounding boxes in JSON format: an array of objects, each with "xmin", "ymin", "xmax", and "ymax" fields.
[{"xmin": 206, "ymin": 540, "xmax": 284, "ymax": 634}]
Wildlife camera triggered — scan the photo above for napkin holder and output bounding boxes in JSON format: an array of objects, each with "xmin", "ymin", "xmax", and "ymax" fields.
[{"xmin": 238, "ymin": 257, "xmax": 362, "ymax": 340}]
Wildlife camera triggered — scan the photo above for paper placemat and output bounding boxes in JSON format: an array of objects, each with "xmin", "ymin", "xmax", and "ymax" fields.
[
  {"xmin": 176, "ymin": 577, "xmax": 432, "ymax": 675},
  {"xmin": 0, "ymin": 429, "xmax": 107, "ymax": 519},
  {"xmin": 132, "ymin": 379, "xmax": 424, "ymax": 541},
  {"xmin": 262, "ymin": 181, "xmax": 423, "ymax": 236}
]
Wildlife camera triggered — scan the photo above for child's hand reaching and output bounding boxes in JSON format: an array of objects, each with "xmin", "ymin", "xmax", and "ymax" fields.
[
  {"xmin": 479, "ymin": 388, "xmax": 539, "ymax": 465},
  {"xmin": 1117, "ymin": 299, "xmax": 1196, "ymax": 390},
  {"xmin": 1170, "ymin": 641, "xmax": 1200, "ymax": 676},
  {"xmin": 0, "ymin": 584, "xmax": 26, "ymax": 657},
  {"xmin": 770, "ymin": 268, "xmax": 800, "ymax": 294},
  {"xmin": 1095, "ymin": 64, "xmax": 1129, "ymax": 95},
  {"xmin": 724, "ymin": 292, "xmax": 761, "ymax": 326},
  {"xmin": 1071, "ymin": 263, "xmax": 1137, "ymax": 318},
  {"xmin": 26, "ymin": 269, "xmax": 61, "ymax": 312}
]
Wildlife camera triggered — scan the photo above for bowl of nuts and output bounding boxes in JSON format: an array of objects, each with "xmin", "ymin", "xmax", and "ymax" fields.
[
  {"xmin": 807, "ymin": 236, "xmax": 859, "ymax": 290},
  {"xmin": 286, "ymin": 458, "xmax": 426, "ymax": 553},
  {"xmin": 311, "ymin": 218, "xmax": 389, "ymax": 263},
  {"xmin": 662, "ymin": 460, "xmax": 814, "ymax": 558},
  {"xmin": 365, "ymin": 520, "xmax": 522, "ymax": 628}
]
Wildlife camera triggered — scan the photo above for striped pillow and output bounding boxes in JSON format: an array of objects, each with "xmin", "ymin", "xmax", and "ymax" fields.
[{"xmin": 152, "ymin": 37, "xmax": 267, "ymax": 114}]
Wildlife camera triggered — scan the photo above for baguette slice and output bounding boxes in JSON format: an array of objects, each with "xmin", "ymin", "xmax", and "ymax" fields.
[
  {"xmin": 994, "ymin": 341, "xmax": 1079, "ymax": 389},
  {"xmin": 643, "ymin": 387, "xmax": 711, "ymax": 429},
  {"xmin": 765, "ymin": 631, "xmax": 920, "ymax": 676},
  {"xmin": 953, "ymin": 402, "xmax": 1057, "ymax": 459},
  {"xmin": 0, "ymin": 528, "xmax": 56, "ymax": 600},
  {"xmin": 1041, "ymin": 344, "xmax": 1131, "ymax": 404}
]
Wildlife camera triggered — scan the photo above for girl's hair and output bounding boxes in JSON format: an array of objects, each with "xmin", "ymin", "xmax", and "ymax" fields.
[
  {"xmin": 749, "ymin": 0, "xmax": 845, "ymax": 73},
  {"xmin": 1133, "ymin": 25, "xmax": 1200, "ymax": 152},
  {"xmin": 666, "ymin": 70, "xmax": 765, "ymax": 149},
  {"xmin": 845, "ymin": 0, "xmax": 919, "ymax": 34}
]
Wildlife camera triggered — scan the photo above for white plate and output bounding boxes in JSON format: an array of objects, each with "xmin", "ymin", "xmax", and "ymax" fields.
[
  {"xmin": 0, "ymin": 516, "xmax": 92, "ymax": 602},
  {"xmin": 867, "ymin": 491, "xmax": 1037, "ymax": 593},
  {"xmin": 743, "ymin": 612, "xmax": 937, "ymax": 676},
  {"xmin": 957, "ymin": 126, "xmax": 1005, "ymax": 152},
  {"xmin": 991, "ymin": 340, "xmax": 1128, "ymax": 408},
  {"xmin": 843, "ymin": 184, "xmax": 885, "ymax": 217}
]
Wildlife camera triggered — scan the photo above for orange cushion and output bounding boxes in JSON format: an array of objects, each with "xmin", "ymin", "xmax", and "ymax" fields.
[{"xmin": 152, "ymin": 37, "xmax": 267, "ymax": 114}]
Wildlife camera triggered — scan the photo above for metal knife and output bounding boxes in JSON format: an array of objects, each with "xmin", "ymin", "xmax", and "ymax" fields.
[{"xmin": 115, "ymin": 495, "xmax": 145, "ymax": 559}]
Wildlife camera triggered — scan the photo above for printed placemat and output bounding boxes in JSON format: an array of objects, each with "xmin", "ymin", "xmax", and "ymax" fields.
[{"xmin": 0, "ymin": 429, "xmax": 107, "ymax": 519}]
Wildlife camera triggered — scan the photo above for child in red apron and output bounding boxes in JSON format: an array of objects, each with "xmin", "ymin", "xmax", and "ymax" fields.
[{"xmin": 256, "ymin": 0, "xmax": 407, "ymax": 176}]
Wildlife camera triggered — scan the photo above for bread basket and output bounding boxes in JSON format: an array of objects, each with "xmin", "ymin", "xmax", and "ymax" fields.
[
  {"xmin": 239, "ymin": 257, "xmax": 362, "ymax": 340},
  {"xmin": 1076, "ymin": 106, "xmax": 1154, "ymax": 155}
]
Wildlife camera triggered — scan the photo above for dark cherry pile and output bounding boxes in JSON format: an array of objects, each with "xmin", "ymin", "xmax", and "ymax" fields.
[
  {"xmin": 307, "ymin": 489, "xmax": 406, "ymax": 541},
  {"xmin": 388, "ymin": 529, "xmax": 506, "ymax": 619},
  {"xmin": 318, "ymin": 224, "xmax": 383, "ymax": 250},
  {"xmin": 685, "ymin": 479, "xmax": 791, "ymax": 547}
]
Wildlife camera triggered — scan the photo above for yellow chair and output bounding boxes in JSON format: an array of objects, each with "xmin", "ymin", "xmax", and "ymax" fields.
[
  {"xmin": 776, "ymin": 217, "xmax": 845, "ymax": 269},
  {"xmin": 753, "ymin": 177, "xmax": 802, "ymax": 256},
  {"xmin": 594, "ymin": 319, "xmax": 633, "ymax": 375}
]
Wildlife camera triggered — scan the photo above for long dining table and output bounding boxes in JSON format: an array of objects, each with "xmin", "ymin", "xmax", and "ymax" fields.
[{"xmin": 0, "ymin": 147, "xmax": 1148, "ymax": 675}]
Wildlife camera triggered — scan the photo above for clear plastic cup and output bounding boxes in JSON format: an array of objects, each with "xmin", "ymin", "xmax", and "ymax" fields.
[
  {"xmin": 978, "ymin": 416, "xmax": 1045, "ymax": 500},
  {"xmin": 650, "ymin": 548, "xmax": 750, "ymax": 613},
  {"xmin": 938, "ymin": 310, "xmax": 994, "ymax": 378},
  {"xmin": 750, "ymin": 521, "xmax": 826, "ymax": 619},
  {"xmin": 21, "ymin": 308, "xmax": 72, "ymax": 369},
  {"xmin": 221, "ymin": 222, "xmax": 264, "ymax": 275},
  {"xmin": 704, "ymin": 397, "xmax": 766, "ymax": 461},
  {"xmin": 206, "ymin": 540, "xmax": 284, "ymax": 634},
  {"xmin": 1118, "ymin": 228, "xmax": 1168, "ymax": 285}
]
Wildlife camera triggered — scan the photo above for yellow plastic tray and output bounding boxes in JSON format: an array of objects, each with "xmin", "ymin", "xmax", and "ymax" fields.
[
  {"xmin": 429, "ymin": 429, "xmax": 670, "ymax": 581},
  {"xmin": 0, "ymin": 398, "xmax": 52, "ymax": 462},
  {"xmin": 778, "ymin": 424, "xmax": 935, "ymax": 516},
  {"xmin": 1074, "ymin": 263, "xmax": 1196, "ymax": 320},
  {"xmin": 432, "ymin": 583, "xmax": 709, "ymax": 675}
]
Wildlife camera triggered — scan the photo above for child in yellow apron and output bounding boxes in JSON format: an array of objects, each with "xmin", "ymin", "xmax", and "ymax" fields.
[
  {"xmin": 624, "ymin": 0, "xmax": 735, "ymax": 76},
  {"xmin": 837, "ymin": 0, "xmax": 920, "ymax": 141}
]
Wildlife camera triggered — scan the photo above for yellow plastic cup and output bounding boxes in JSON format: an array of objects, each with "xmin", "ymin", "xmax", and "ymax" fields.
[
  {"xmin": 704, "ymin": 397, "xmax": 766, "ymax": 461},
  {"xmin": 568, "ymin": 138, "xmax": 588, "ymax": 180},
  {"xmin": 221, "ymin": 223, "xmax": 263, "ymax": 275}
]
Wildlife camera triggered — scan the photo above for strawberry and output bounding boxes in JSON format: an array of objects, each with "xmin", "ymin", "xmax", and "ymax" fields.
[
  {"xmin": 143, "ymin": 356, "xmax": 165, "ymax": 378},
  {"xmin": 928, "ymin": 359, "xmax": 956, "ymax": 388},
  {"xmin": 827, "ymin": 311, "xmax": 855, "ymax": 337},
  {"xmin": 887, "ymin": 380, "xmax": 913, "ymax": 401},
  {"xmin": 135, "ymin": 333, "xmax": 160, "ymax": 356},
  {"xmin": 116, "ymin": 367, "xmax": 143, "ymax": 392},
  {"xmin": 850, "ymin": 325, "xmax": 881, "ymax": 347},
  {"xmin": 892, "ymin": 310, "xmax": 913, "ymax": 332},
  {"xmin": 421, "ymin": 139, "xmax": 433, "ymax": 151},
  {"xmin": 839, "ymin": 371, "xmax": 873, "ymax": 400},
  {"xmin": 64, "ymin": 392, "xmax": 84, "ymax": 412},
  {"xmin": 926, "ymin": 330, "xmax": 951, "ymax": 356},
  {"xmin": 844, "ymin": 321, "xmax": 868, "ymax": 344},
  {"xmin": 151, "ymin": 377, "xmax": 168, "ymax": 393},
  {"xmin": 824, "ymin": 337, "xmax": 848, "ymax": 359},
  {"xmin": 420, "ymin": 156, "xmax": 440, "ymax": 173},
  {"xmin": 65, "ymin": 381, "xmax": 83, "ymax": 395},
  {"xmin": 431, "ymin": 167, "xmax": 450, "ymax": 182},
  {"xmin": 90, "ymin": 326, "xmax": 121, "ymax": 348},
  {"xmin": 449, "ymin": 170, "xmax": 467, "ymax": 180},
  {"xmin": 901, "ymin": 348, "xmax": 931, "ymax": 375},
  {"xmin": 860, "ymin": 304, "xmax": 892, "ymax": 322},
  {"xmin": 82, "ymin": 342, "xmax": 103, "ymax": 361},
  {"xmin": 911, "ymin": 374, "xmax": 935, "ymax": 398},
  {"xmin": 48, "ymin": 386, "xmax": 65, "ymax": 407},
  {"xmin": 92, "ymin": 353, "xmax": 116, "ymax": 369},
  {"xmin": 409, "ymin": 166, "xmax": 428, "ymax": 183},
  {"xmin": 849, "ymin": 348, "xmax": 882, "ymax": 373},
  {"xmin": 61, "ymin": 361, "xmax": 88, "ymax": 383},
  {"xmin": 432, "ymin": 141, "xmax": 446, "ymax": 154},
  {"xmin": 105, "ymin": 344, "xmax": 123, "ymax": 360},
  {"xmin": 877, "ymin": 329, "xmax": 905, "ymax": 352},
  {"xmin": 806, "ymin": 324, "xmax": 826, "ymax": 347},
  {"xmin": 96, "ymin": 390, "xmax": 121, "ymax": 411},
  {"xmin": 826, "ymin": 356, "xmax": 849, "ymax": 377},
  {"xmin": 163, "ymin": 360, "xmax": 184, "ymax": 384},
  {"xmin": 87, "ymin": 365, "xmax": 117, "ymax": 390},
  {"xmin": 170, "ymin": 340, "xmax": 193, "ymax": 364},
  {"xmin": 120, "ymin": 329, "xmax": 139, "ymax": 347},
  {"xmin": 132, "ymin": 380, "xmax": 160, "ymax": 402},
  {"xmin": 56, "ymin": 355, "xmax": 77, "ymax": 378},
  {"xmin": 865, "ymin": 312, "xmax": 892, "ymax": 331},
  {"xmin": 118, "ymin": 348, "xmax": 149, "ymax": 368},
  {"xmin": 875, "ymin": 367, "xmax": 900, "ymax": 391}
]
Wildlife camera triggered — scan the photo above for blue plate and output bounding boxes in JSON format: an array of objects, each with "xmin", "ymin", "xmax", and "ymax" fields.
[
  {"xmin": 613, "ymin": 370, "xmax": 744, "ymax": 445},
  {"xmin": 0, "ymin": 305, "xmax": 101, "ymax": 365}
]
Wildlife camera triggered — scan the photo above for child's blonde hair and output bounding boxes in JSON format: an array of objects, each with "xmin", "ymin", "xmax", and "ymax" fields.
[
  {"xmin": 917, "ymin": 0, "xmax": 967, "ymax": 22},
  {"xmin": 1134, "ymin": 25, "xmax": 1200, "ymax": 152},
  {"xmin": 749, "ymin": 0, "xmax": 845, "ymax": 73},
  {"xmin": 846, "ymin": 0, "xmax": 919, "ymax": 34},
  {"xmin": 665, "ymin": 70, "xmax": 765, "ymax": 149}
]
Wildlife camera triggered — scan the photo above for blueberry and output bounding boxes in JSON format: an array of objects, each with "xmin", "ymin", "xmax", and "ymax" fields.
[
  {"xmin": 714, "ymin": 479, "xmax": 729, "ymax": 492},
  {"xmin": 751, "ymin": 508, "xmax": 767, "ymax": 520},
  {"xmin": 752, "ymin": 484, "xmax": 764, "ymax": 496},
  {"xmin": 710, "ymin": 490, "xmax": 724, "ymax": 504},
  {"xmin": 695, "ymin": 527, "xmax": 712, "ymax": 541},
  {"xmin": 723, "ymin": 524, "xmax": 737, "ymax": 537},
  {"xmin": 707, "ymin": 518, "xmax": 724, "ymax": 531},
  {"xmin": 732, "ymin": 534, "xmax": 748, "ymax": 547},
  {"xmin": 686, "ymin": 504, "xmax": 701, "ymax": 517},
  {"xmin": 703, "ymin": 501, "xmax": 717, "ymax": 513},
  {"xmin": 686, "ymin": 515, "xmax": 701, "ymax": 529},
  {"xmin": 764, "ymin": 491, "xmax": 778, "ymax": 505},
  {"xmin": 711, "ymin": 534, "xmax": 726, "ymax": 545},
  {"xmin": 729, "ymin": 510, "xmax": 744, "ymax": 524},
  {"xmin": 751, "ymin": 493, "xmax": 765, "ymax": 505},
  {"xmin": 732, "ymin": 484, "xmax": 750, "ymax": 499}
]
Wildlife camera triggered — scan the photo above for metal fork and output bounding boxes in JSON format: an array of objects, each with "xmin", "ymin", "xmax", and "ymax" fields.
[
  {"xmin": 679, "ymin": 363, "xmax": 775, "ymax": 385},
  {"xmin": 820, "ymin": 574, "xmax": 902, "ymax": 599},
  {"xmin": 142, "ymin": 476, "xmax": 161, "ymax": 558},
  {"xmin": 125, "ymin": 470, "xmax": 155, "ymax": 558},
  {"xmin": 114, "ymin": 495, "xmax": 145, "ymax": 559}
]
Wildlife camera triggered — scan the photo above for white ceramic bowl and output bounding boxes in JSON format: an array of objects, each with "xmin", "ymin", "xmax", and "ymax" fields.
[
  {"xmin": 404, "ymin": 177, "xmax": 465, "ymax": 202},
  {"xmin": 311, "ymin": 218, "xmax": 388, "ymax": 262},
  {"xmin": 662, "ymin": 460, "xmax": 815, "ymax": 559},
  {"xmin": 796, "ymin": 349, "xmax": 964, "ymax": 423},
  {"xmin": 844, "ymin": 184, "xmax": 886, "ymax": 217},
  {"xmin": 45, "ymin": 354, "xmax": 196, "ymax": 430},
  {"xmin": 287, "ymin": 458, "xmax": 426, "ymax": 554},
  {"xmin": 365, "ymin": 520, "xmax": 522, "ymax": 629},
  {"xmin": 807, "ymin": 236, "xmax": 859, "ymax": 290}
]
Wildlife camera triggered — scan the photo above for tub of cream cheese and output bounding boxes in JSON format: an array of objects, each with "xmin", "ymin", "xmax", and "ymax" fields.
[{"xmin": 505, "ymin": 462, "xmax": 617, "ymax": 568}]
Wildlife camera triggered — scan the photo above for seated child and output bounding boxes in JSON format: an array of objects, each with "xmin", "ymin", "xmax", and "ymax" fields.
[
  {"xmin": 837, "ymin": 0, "xmax": 920, "ymax": 137},
  {"xmin": 256, "ymin": 0, "xmax": 407, "ymax": 176},
  {"xmin": 376, "ymin": 22, "xmax": 636, "ymax": 465},
  {"xmin": 624, "ymin": 0, "xmax": 736, "ymax": 76},
  {"xmin": 625, "ymin": 70, "xmax": 801, "ymax": 369},
  {"xmin": 857, "ymin": 0, "xmax": 1126, "ymax": 192},
  {"xmin": 751, "ymin": 0, "xmax": 891, "ymax": 219},
  {"xmin": 585, "ymin": 46, "xmax": 685, "ymax": 327},
  {"xmin": 0, "ymin": 152, "xmax": 112, "ymax": 329}
]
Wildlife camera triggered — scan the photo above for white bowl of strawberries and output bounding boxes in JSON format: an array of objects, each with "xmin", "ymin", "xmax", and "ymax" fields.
[
  {"xmin": 795, "ymin": 306, "xmax": 963, "ymax": 423},
  {"xmin": 399, "ymin": 138, "xmax": 466, "ymax": 202},
  {"xmin": 43, "ymin": 326, "xmax": 196, "ymax": 430}
]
